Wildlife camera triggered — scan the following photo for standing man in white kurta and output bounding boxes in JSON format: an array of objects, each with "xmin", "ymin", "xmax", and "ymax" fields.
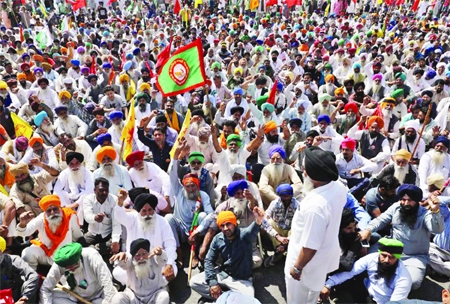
[{"xmin": 285, "ymin": 147, "xmax": 347, "ymax": 304}]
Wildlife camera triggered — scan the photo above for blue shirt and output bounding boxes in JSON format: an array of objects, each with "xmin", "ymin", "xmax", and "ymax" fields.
[
  {"xmin": 365, "ymin": 187, "xmax": 398, "ymax": 217},
  {"xmin": 346, "ymin": 193, "xmax": 371, "ymax": 230},
  {"xmin": 433, "ymin": 201, "xmax": 450, "ymax": 251},
  {"xmin": 326, "ymin": 253, "xmax": 412, "ymax": 304},
  {"xmin": 205, "ymin": 221, "xmax": 261, "ymax": 287},
  {"xmin": 137, "ymin": 128, "xmax": 173, "ymax": 171}
]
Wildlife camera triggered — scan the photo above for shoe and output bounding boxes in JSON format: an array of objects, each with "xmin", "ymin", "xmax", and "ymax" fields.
[{"xmin": 264, "ymin": 255, "xmax": 275, "ymax": 267}]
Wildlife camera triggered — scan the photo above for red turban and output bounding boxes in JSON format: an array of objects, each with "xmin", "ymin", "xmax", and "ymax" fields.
[
  {"xmin": 344, "ymin": 102, "xmax": 359, "ymax": 114},
  {"xmin": 126, "ymin": 151, "xmax": 145, "ymax": 167},
  {"xmin": 183, "ymin": 173, "xmax": 200, "ymax": 188}
]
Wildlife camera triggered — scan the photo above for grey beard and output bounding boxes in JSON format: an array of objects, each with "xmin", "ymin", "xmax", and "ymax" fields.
[
  {"xmin": 139, "ymin": 215, "xmax": 156, "ymax": 230},
  {"xmin": 393, "ymin": 164, "xmax": 407, "ymax": 184},
  {"xmin": 102, "ymin": 163, "xmax": 115, "ymax": 177},
  {"xmin": 302, "ymin": 175, "xmax": 315, "ymax": 195},
  {"xmin": 46, "ymin": 214, "xmax": 63, "ymax": 233},
  {"xmin": 229, "ymin": 197, "xmax": 248, "ymax": 220},
  {"xmin": 432, "ymin": 150, "xmax": 446, "ymax": 166},
  {"xmin": 18, "ymin": 180, "xmax": 34, "ymax": 192},
  {"xmin": 41, "ymin": 123, "xmax": 54, "ymax": 133},
  {"xmin": 183, "ymin": 189, "xmax": 198, "ymax": 201},
  {"xmin": 133, "ymin": 259, "xmax": 154, "ymax": 279}
]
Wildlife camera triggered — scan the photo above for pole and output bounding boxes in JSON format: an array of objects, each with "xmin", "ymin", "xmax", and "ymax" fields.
[{"xmin": 410, "ymin": 103, "xmax": 432, "ymax": 161}]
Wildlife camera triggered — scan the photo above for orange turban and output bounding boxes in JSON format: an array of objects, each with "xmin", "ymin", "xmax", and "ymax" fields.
[
  {"xmin": 381, "ymin": 98, "xmax": 396, "ymax": 109},
  {"xmin": 96, "ymin": 146, "xmax": 117, "ymax": 163},
  {"xmin": 39, "ymin": 194, "xmax": 61, "ymax": 211},
  {"xmin": 17, "ymin": 73, "xmax": 26, "ymax": 81},
  {"xmin": 60, "ymin": 47, "xmax": 68, "ymax": 54},
  {"xmin": 325, "ymin": 74, "xmax": 335, "ymax": 83},
  {"xmin": 182, "ymin": 173, "xmax": 200, "ymax": 188},
  {"xmin": 217, "ymin": 211, "xmax": 237, "ymax": 227},
  {"xmin": 264, "ymin": 120, "xmax": 277, "ymax": 134},
  {"xmin": 29, "ymin": 134, "xmax": 44, "ymax": 148},
  {"xmin": 299, "ymin": 43, "xmax": 309, "ymax": 52},
  {"xmin": 367, "ymin": 116, "xmax": 384, "ymax": 130},
  {"xmin": 33, "ymin": 54, "xmax": 43, "ymax": 62}
]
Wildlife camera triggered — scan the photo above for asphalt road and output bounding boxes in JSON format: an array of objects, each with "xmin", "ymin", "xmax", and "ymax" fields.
[{"xmin": 168, "ymin": 257, "xmax": 447, "ymax": 304}]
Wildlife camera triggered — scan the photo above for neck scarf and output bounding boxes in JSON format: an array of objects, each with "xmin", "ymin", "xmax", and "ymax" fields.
[{"xmin": 165, "ymin": 111, "xmax": 180, "ymax": 132}]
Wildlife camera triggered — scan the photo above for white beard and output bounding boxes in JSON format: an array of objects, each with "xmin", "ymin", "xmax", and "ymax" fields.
[
  {"xmin": 372, "ymin": 84, "xmax": 380, "ymax": 93},
  {"xmin": 46, "ymin": 214, "xmax": 63, "ymax": 233},
  {"xmin": 190, "ymin": 167, "xmax": 202, "ymax": 176},
  {"xmin": 302, "ymin": 175, "xmax": 315, "ymax": 194},
  {"xmin": 135, "ymin": 164, "xmax": 148, "ymax": 179},
  {"xmin": 318, "ymin": 104, "xmax": 329, "ymax": 114},
  {"xmin": 198, "ymin": 142, "xmax": 209, "ymax": 150},
  {"xmin": 393, "ymin": 164, "xmax": 407, "ymax": 184},
  {"xmin": 113, "ymin": 123, "xmax": 123, "ymax": 134},
  {"xmin": 139, "ymin": 214, "xmax": 156, "ymax": 231},
  {"xmin": 133, "ymin": 259, "xmax": 154, "ymax": 279},
  {"xmin": 266, "ymin": 163, "xmax": 285, "ymax": 184},
  {"xmin": 227, "ymin": 150, "xmax": 238, "ymax": 164},
  {"xmin": 102, "ymin": 163, "xmax": 115, "ymax": 177},
  {"xmin": 382, "ymin": 108, "xmax": 393, "ymax": 119},
  {"xmin": 432, "ymin": 150, "xmax": 446, "ymax": 166},
  {"xmin": 68, "ymin": 168, "xmax": 85, "ymax": 187},
  {"xmin": 229, "ymin": 197, "xmax": 248, "ymax": 220},
  {"xmin": 41, "ymin": 123, "xmax": 54, "ymax": 133}
]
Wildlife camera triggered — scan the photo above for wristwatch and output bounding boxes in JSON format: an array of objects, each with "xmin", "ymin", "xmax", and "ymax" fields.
[{"xmin": 293, "ymin": 266, "xmax": 302, "ymax": 274}]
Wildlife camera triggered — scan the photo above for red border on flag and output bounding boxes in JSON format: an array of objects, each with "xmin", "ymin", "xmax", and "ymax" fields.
[{"xmin": 155, "ymin": 38, "xmax": 207, "ymax": 97}]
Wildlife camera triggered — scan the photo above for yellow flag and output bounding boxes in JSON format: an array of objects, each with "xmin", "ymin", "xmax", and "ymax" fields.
[
  {"xmin": 324, "ymin": 3, "xmax": 330, "ymax": 17},
  {"xmin": 11, "ymin": 112, "xmax": 33, "ymax": 139},
  {"xmin": 194, "ymin": 0, "xmax": 203, "ymax": 8},
  {"xmin": 40, "ymin": 1, "xmax": 48, "ymax": 18},
  {"xmin": 377, "ymin": 0, "xmax": 383, "ymax": 4},
  {"xmin": 250, "ymin": 0, "xmax": 259, "ymax": 11},
  {"xmin": 0, "ymin": 184, "xmax": 7, "ymax": 195},
  {"xmin": 120, "ymin": 101, "xmax": 135, "ymax": 161},
  {"xmin": 169, "ymin": 109, "xmax": 191, "ymax": 159}
]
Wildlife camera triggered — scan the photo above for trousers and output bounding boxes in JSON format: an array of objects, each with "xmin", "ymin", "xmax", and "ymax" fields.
[
  {"xmin": 22, "ymin": 244, "xmax": 53, "ymax": 270},
  {"xmin": 429, "ymin": 242, "xmax": 450, "ymax": 277},
  {"xmin": 285, "ymin": 276, "xmax": 321, "ymax": 304},
  {"xmin": 190, "ymin": 271, "xmax": 254, "ymax": 300},
  {"xmin": 111, "ymin": 288, "xmax": 169, "ymax": 304}
]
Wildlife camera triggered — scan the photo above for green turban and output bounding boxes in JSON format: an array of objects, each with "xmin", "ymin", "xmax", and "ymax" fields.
[
  {"xmin": 378, "ymin": 238, "xmax": 404, "ymax": 259},
  {"xmin": 261, "ymin": 102, "xmax": 275, "ymax": 113},
  {"xmin": 319, "ymin": 93, "xmax": 332, "ymax": 103},
  {"xmin": 256, "ymin": 95, "xmax": 269, "ymax": 107},
  {"xmin": 255, "ymin": 46, "xmax": 264, "ymax": 53},
  {"xmin": 188, "ymin": 151, "xmax": 205, "ymax": 164},
  {"xmin": 395, "ymin": 73, "xmax": 406, "ymax": 82},
  {"xmin": 211, "ymin": 62, "xmax": 221, "ymax": 70},
  {"xmin": 338, "ymin": 39, "xmax": 345, "ymax": 46},
  {"xmin": 366, "ymin": 30, "xmax": 373, "ymax": 36},
  {"xmin": 226, "ymin": 134, "xmax": 242, "ymax": 148},
  {"xmin": 54, "ymin": 243, "xmax": 82, "ymax": 268},
  {"xmin": 391, "ymin": 89, "xmax": 404, "ymax": 99}
]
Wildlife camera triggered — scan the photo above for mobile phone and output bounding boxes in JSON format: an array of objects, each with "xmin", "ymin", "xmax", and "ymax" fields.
[{"xmin": 361, "ymin": 240, "xmax": 370, "ymax": 248}]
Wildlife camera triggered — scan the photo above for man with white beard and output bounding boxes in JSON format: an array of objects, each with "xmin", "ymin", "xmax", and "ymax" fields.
[
  {"xmin": 418, "ymin": 136, "xmax": 450, "ymax": 191},
  {"xmin": 114, "ymin": 192, "xmax": 177, "ymax": 283},
  {"xmin": 54, "ymin": 152, "xmax": 94, "ymax": 208},
  {"xmin": 318, "ymin": 74, "xmax": 337, "ymax": 96},
  {"xmin": 94, "ymin": 146, "xmax": 132, "ymax": 195},
  {"xmin": 311, "ymin": 114, "xmax": 342, "ymax": 153},
  {"xmin": 188, "ymin": 109, "xmax": 209, "ymax": 136},
  {"xmin": 309, "ymin": 94, "xmax": 336, "ymax": 125},
  {"xmin": 185, "ymin": 125, "xmax": 218, "ymax": 174},
  {"xmin": 20, "ymin": 134, "xmax": 59, "ymax": 174},
  {"xmin": 41, "ymin": 242, "xmax": 117, "ymax": 304},
  {"xmin": 372, "ymin": 149, "xmax": 419, "ymax": 187},
  {"xmin": 110, "ymin": 239, "xmax": 170, "ymax": 304},
  {"xmin": 360, "ymin": 98, "xmax": 400, "ymax": 141},
  {"xmin": 54, "ymin": 105, "xmax": 88, "ymax": 139},
  {"xmin": 34, "ymin": 111, "xmax": 60, "ymax": 146},
  {"xmin": 259, "ymin": 145, "xmax": 302, "ymax": 208},
  {"xmin": 16, "ymin": 195, "xmax": 83, "ymax": 270},
  {"xmin": 367, "ymin": 74, "xmax": 386, "ymax": 102},
  {"xmin": 126, "ymin": 151, "xmax": 171, "ymax": 210},
  {"xmin": 108, "ymin": 110, "xmax": 125, "ymax": 145},
  {"xmin": 391, "ymin": 120, "xmax": 426, "ymax": 165},
  {"xmin": 35, "ymin": 78, "xmax": 60, "ymax": 110}
]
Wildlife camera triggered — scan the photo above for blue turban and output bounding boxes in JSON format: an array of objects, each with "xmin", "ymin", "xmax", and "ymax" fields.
[
  {"xmin": 233, "ymin": 87, "xmax": 244, "ymax": 95},
  {"xmin": 276, "ymin": 184, "xmax": 293, "ymax": 196},
  {"xmin": 396, "ymin": 184, "xmax": 423, "ymax": 203},
  {"xmin": 97, "ymin": 133, "xmax": 112, "ymax": 145},
  {"xmin": 353, "ymin": 62, "xmax": 361, "ymax": 69},
  {"xmin": 55, "ymin": 105, "xmax": 68, "ymax": 114},
  {"xmin": 317, "ymin": 114, "xmax": 331, "ymax": 125},
  {"xmin": 133, "ymin": 48, "xmax": 140, "ymax": 55},
  {"xmin": 34, "ymin": 111, "xmax": 48, "ymax": 127},
  {"xmin": 102, "ymin": 62, "xmax": 112, "ymax": 69},
  {"xmin": 109, "ymin": 110, "xmax": 123, "ymax": 121},
  {"xmin": 435, "ymin": 136, "xmax": 450, "ymax": 149},
  {"xmin": 123, "ymin": 61, "xmax": 133, "ymax": 71},
  {"xmin": 269, "ymin": 145, "xmax": 286, "ymax": 159},
  {"xmin": 100, "ymin": 41, "xmax": 107, "ymax": 47},
  {"xmin": 446, "ymin": 71, "xmax": 450, "ymax": 78},
  {"xmin": 21, "ymin": 53, "xmax": 29, "ymax": 59},
  {"xmin": 276, "ymin": 82, "xmax": 284, "ymax": 91},
  {"xmin": 258, "ymin": 65, "xmax": 266, "ymax": 71},
  {"xmin": 34, "ymin": 67, "xmax": 43, "ymax": 75},
  {"xmin": 126, "ymin": 53, "xmax": 134, "ymax": 60},
  {"xmin": 80, "ymin": 67, "xmax": 89, "ymax": 74},
  {"xmin": 291, "ymin": 41, "xmax": 299, "ymax": 47},
  {"xmin": 227, "ymin": 179, "xmax": 248, "ymax": 197},
  {"xmin": 70, "ymin": 59, "xmax": 80, "ymax": 67},
  {"xmin": 426, "ymin": 70, "xmax": 437, "ymax": 79}
]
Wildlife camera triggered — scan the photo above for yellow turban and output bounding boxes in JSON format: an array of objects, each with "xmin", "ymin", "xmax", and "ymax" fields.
[
  {"xmin": 140, "ymin": 83, "xmax": 151, "ymax": 92},
  {"xmin": 264, "ymin": 120, "xmax": 277, "ymax": 134},
  {"xmin": 395, "ymin": 149, "xmax": 412, "ymax": 161},
  {"xmin": 325, "ymin": 74, "xmax": 335, "ymax": 83},
  {"xmin": 17, "ymin": 73, "xmax": 26, "ymax": 81},
  {"xmin": 427, "ymin": 174, "xmax": 446, "ymax": 189},
  {"xmin": 0, "ymin": 81, "xmax": 7, "ymax": 89},
  {"xmin": 42, "ymin": 62, "xmax": 52, "ymax": 69},
  {"xmin": 96, "ymin": 146, "xmax": 117, "ymax": 163},
  {"xmin": 0, "ymin": 236, "xmax": 5, "ymax": 252},
  {"xmin": 334, "ymin": 87, "xmax": 345, "ymax": 95},
  {"xmin": 9, "ymin": 162, "xmax": 29, "ymax": 176},
  {"xmin": 59, "ymin": 90, "xmax": 72, "ymax": 100},
  {"xmin": 233, "ymin": 67, "xmax": 243, "ymax": 75},
  {"xmin": 39, "ymin": 194, "xmax": 61, "ymax": 211},
  {"xmin": 119, "ymin": 74, "xmax": 130, "ymax": 83},
  {"xmin": 381, "ymin": 98, "xmax": 396, "ymax": 109}
]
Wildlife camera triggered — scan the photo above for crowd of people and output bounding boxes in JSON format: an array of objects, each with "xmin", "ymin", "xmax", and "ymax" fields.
[{"xmin": 1, "ymin": 0, "xmax": 450, "ymax": 303}]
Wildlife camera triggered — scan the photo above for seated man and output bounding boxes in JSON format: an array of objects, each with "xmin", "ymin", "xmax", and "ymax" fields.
[
  {"xmin": 83, "ymin": 178, "xmax": 121, "ymax": 257},
  {"xmin": 1, "ymin": 136, "xmax": 29, "ymax": 163},
  {"xmin": 0, "ymin": 191, "xmax": 16, "ymax": 246},
  {"xmin": 262, "ymin": 184, "xmax": 299, "ymax": 267},
  {"xmin": 20, "ymin": 134, "xmax": 59, "ymax": 174},
  {"xmin": 41, "ymin": 243, "xmax": 117, "ymax": 304},
  {"xmin": 365, "ymin": 175, "xmax": 400, "ymax": 220},
  {"xmin": 166, "ymin": 143, "xmax": 214, "ymax": 265},
  {"xmin": 359, "ymin": 184, "xmax": 444, "ymax": 290},
  {"xmin": 391, "ymin": 120, "xmax": 425, "ymax": 165},
  {"xmin": 9, "ymin": 160, "xmax": 59, "ymax": 217},
  {"xmin": 110, "ymin": 239, "xmax": 170, "ymax": 304},
  {"xmin": 259, "ymin": 145, "xmax": 302, "ymax": 208},
  {"xmin": 320, "ymin": 238, "xmax": 412, "ymax": 303},
  {"xmin": 126, "ymin": 151, "xmax": 171, "ymax": 204},
  {"xmin": 16, "ymin": 195, "xmax": 83, "ymax": 270},
  {"xmin": 0, "ymin": 236, "xmax": 39, "ymax": 304},
  {"xmin": 114, "ymin": 191, "xmax": 177, "ymax": 283},
  {"xmin": 93, "ymin": 146, "xmax": 132, "ymax": 196},
  {"xmin": 57, "ymin": 133, "xmax": 93, "ymax": 171},
  {"xmin": 336, "ymin": 137, "xmax": 378, "ymax": 188},
  {"xmin": 371, "ymin": 149, "xmax": 419, "ymax": 186},
  {"xmin": 53, "ymin": 152, "xmax": 94, "ymax": 208},
  {"xmin": 53, "ymin": 105, "xmax": 88, "ymax": 139},
  {"xmin": 0, "ymin": 151, "xmax": 15, "ymax": 192},
  {"xmin": 418, "ymin": 136, "xmax": 450, "ymax": 191},
  {"xmin": 335, "ymin": 209, "xmax": 363, "ymax": 273},
  {"xmin": 190, "ymin": 209, "xmax": 265, "ymax": 301}
]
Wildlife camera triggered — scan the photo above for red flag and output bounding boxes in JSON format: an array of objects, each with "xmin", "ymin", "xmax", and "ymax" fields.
[
  {"xmin": 412, "ymin": 0, "xmax": 420, "ymax": 11},
  {"xmin": 156, "ymin": 37, "xmax": 173, "ymax": 73},
  {"xmin": 286, "ymin": 0, "xmax": 301, "ymax": 7},
  {"xmin": 66, "ymin": 0, "xmax": 86, "ymax": 11},
  {"xmin": 19, "ymin": 26, "xmax": 24, "ymax": 43},
  {"xmin": 174, "ymin": 0, "xmax": 181, "ymax": 14},
  {"xmin": 267, "ymin": 80, "xmax": 278, "ymax": 105},
  {"xmin": 266, "ymin": 0, "xmax": 277, "ymax": 7},
  {"xmin": 90, "ymin": 55, "xmax": 96, "ymax": 74}
]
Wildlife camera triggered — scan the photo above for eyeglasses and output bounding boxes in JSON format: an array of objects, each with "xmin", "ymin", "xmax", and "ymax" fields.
[{"xmin": 191, "ymin": 161, "xmax": 202, "ymax": 165}]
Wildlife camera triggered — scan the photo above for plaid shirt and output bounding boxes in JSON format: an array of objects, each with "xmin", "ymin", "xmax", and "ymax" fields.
[{"xmin": 262, "ymin": 198, "xmax": 299, "ymax": 237}]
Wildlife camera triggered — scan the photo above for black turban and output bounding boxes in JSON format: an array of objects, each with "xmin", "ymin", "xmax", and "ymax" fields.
[
  {"xmin": 129, "ymin": 187, "xmax": 150, "ymax": 203},
  {"xmin": 396, "ymin": 184, "xmax": 423, "ymax": 203},
  {"xmin": 155, "ymin": 115, "xmax": 167, "ymax": 124},
  {"xmin": 130, "ymin": 238, "xmax": 150, "ymax": 256},
  {"xmin": 306, "ymin": 130, "xmax": 319, "ymax": 139},
  {"xmin": 134, "ymin": 193, "xmax": 158, "ymax": 212},
  {"xmin": 191, "ymin": 109, "xmax": 205, "ymax": 119},
  {"xmin": 66, "ymin": 152, "xmax": 84, "ymax": 164},
  {"xmin": 230, "ymin": 106, "xmax": 244, "ymax": 115},
  {"xmin": 304, "ymin": 147, "xmax": 339, "ymax": 182},
  {"xmin": 340, "ymin": 208, "xmax": 355, "ymax": 229}
]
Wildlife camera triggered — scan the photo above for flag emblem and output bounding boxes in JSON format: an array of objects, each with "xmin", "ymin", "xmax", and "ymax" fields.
[{"xmin": 169, "ymin": 58, "xmax": 190, "ymax": 86}]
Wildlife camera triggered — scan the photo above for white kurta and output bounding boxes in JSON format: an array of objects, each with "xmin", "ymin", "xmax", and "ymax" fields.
[
  {"xmin": 129, "ymin": 162, "xmax": 171, "ymax": 197},
  {"xmin": 54, "ymin": 115, "xmax": 88, "ymax": 138},
  {"xmin": 93, "ymin": 164, "xmax": 133, "ymax": 196},
  {"xmin": 53, "ymin": 167, "xmax": 94, "ymax": 206},
  {"xmin": 418, "ymin": 150, "xmax": 450, "ymax": 190}
]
